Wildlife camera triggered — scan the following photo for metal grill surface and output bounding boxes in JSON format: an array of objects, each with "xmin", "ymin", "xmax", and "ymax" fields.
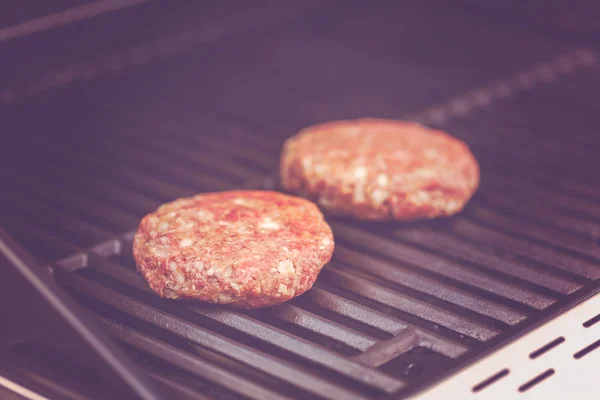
[{"xmin": 1, "ymin": 2, "xmax": 600, "ymax": 399}]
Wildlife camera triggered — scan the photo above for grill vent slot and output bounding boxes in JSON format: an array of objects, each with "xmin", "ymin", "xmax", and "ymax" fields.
[
  {"xmin": 529, "ymin": 337, "xmax": 565, "ymax": 359},
  {"xmin": 518, "ymin": 369, "xmax": 555, "ymax": 393},
  {"xmin": 573, "ymin": 339, "xmax": 600, "ymax": 360},
  {"xmin": 471, "ymin": 369, "xmax": 509, "ymax": 393},
  {"xmin": 582, "ymin": 313, "xmax": 600, "ymax": 328}
]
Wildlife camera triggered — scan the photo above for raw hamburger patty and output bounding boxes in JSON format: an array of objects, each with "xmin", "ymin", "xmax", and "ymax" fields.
[
  {"xmin": 280, "ymin": 119, "xmax": 480, "ymax": 221},
  {"xmin": 133, "ymin": 190, "xmax": 334, "ymax": 308}
]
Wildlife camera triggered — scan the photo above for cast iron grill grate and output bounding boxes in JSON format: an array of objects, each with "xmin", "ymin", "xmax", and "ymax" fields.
[
  {"xmin": 1, "ymin": 2, "xmax": 600, "ymax": 399},
  {"xmin": 4, "ymin": 52, "xmax": 600, "ymax": 398}
]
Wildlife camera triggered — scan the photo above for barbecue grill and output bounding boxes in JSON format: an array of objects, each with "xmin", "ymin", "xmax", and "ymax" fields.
[{"xmin": 2, "ymin": 1, "xmax": 600, "ymax": 399}]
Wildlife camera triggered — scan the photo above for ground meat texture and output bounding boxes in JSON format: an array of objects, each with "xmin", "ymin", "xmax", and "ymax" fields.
[
  {"xmin": 280, "ymin": 119, "xmax": 480, "ymax": 221},
  {"xmin": 133, "ymin": 191, "xmax": 334, "ymax": 308}
]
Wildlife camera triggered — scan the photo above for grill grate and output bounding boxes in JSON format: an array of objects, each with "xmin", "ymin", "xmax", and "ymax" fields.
[{"xmin": 2, "ymin": 2, "xmax": 600, "ymax": 399}]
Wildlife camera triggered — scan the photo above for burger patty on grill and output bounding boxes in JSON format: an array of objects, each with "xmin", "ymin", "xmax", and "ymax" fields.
[
  {"xmin": 280, "ymin": 118, "xmax": 480, "ymax": 221},
  {"xmin": 133, "ymin": 190, "xmax": 334, "ymax": 308}
]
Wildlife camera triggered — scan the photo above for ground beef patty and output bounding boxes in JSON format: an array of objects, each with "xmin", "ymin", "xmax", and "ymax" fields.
[
  {"xmin": 133, "ymin": 191, "xmax": 334, "ymax": 308},
  {"xmin": 280, "ymin": 119, "xmax": 480, "ymax": 221}
]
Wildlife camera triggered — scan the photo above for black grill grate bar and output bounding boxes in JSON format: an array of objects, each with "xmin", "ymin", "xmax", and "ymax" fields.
[
  {"xmin": 479, "ymin": 188, "xmax": 600, "ymax": 239},
  {"xmin": 5, "ymin": 225, "xmax": 83, "ymax": 262},
  {"xmin": 331, "ymin": 222, "xmax": 556, "ymax": 310},
  {"xmin": 451, "ymin": 219, "xmax": 600, "ymax": 280},
  {"xmin": 479, "ymin": 144, "xmax": 600, "ymax": 188},
  {"xmin": 185, "ymin": 305, "xmax": 398, "ymax": 383},
  {"xmin": 307, "ymin": 288, "xmax": 408, "ymax": 336},
  {"xmin": 148, "ymin": 111, "xmax": 280, "ymax": 172},
  {"xmin": 390, "ymin": 226, "xmax": 584, "ymax": 295},
  {"xmin": 484, "ymin": 89, "xmax": 600, "ymax": 153},
  {"xmin": 183, "ymin": 306, "xmax": 402, "ymax": 386},
  {"xmin": 70, "ymin": 153, "xmax": 201, "ymax": 200},
  {"xmin": 552, "ymin": 180, "xmax": 600, "ymax": 204},
  {"xmin": 446, "ymin": 120, "xmax": 600, "ymax": 190},
  {"xmin": 305, "ymin": 286, "xmax": 469, "ymax": 357},
  {"xmin": 82, "ymin": 136, "xmax": 242, "ymax": 191},
  {"xmin": 69, "ymin": 152, "xmax": 199, "ymax": 200},
  {"xmin": 0, "ymin": 194, "xmax": 114, "ymax": 246},
  {"xmin": 471, "ymin": 143, "xmax": 599, "ymax": 189},
  {"xmin": 0, "ymin": 193, "xmax": 126, "ymax": 246},
  {"xmin": 92, "ymin": 245, "xmax": 398, "ymax": 353},
  {"xmin": 323, "ymin": 268, "xmax": 499, "ymax": 342},
  {"xmin": 351, "ymin": 328, "xmax": 430, "ymax": 368},
  {"xmin": 466, "ymin": 205, "xmax": 600, "ymax": 261},
  {"xmin": 264, "ymin": 304, "xmax": 377, "ymax": 352},
  {"xmin": 448, "ymin": 80, "xmax": 600, "ymax": 148},
  {"xmin": 212, "ymin": 113, "xmax": 288, "ymax": 153},
  {"xmin": 487, "ymin": 167, "xmax": 600, "ymax": 205},
  {"xmin": 315, "ymin": 282, "xmax": 475, "ymax": 353},
  {"xmin": 199, "ymin": 133, "xmax": 278, "ymax": 172},
  {"xmin": 333, "ymin": 248, "xmax": 528, "ymax": 325},
  {"xmin": 47, "ymin": 166, "xmax": 163, "ymax": 216},
  {"xmin": 88, "ymin": 312, "xmax": 295, "ymax": 400},
  {"xmin": 50, "ymin": 136, "xmax": 268, "ymax": 219},
  {"xmin": 351, "ymin": 328, "xmax": 419, "ymax": 368},
  {"xmin": 150, "ymin": 111, "xmax": 286, "ymax": 157},
  {"xmin": 60, "ymin": 255, "xmax": 406, "ymax": 394},
  {"xmin": 474, "ymin": 189, "xmax": 600, "ymax": 242},
  {"xmin": 485, "ymin": 178, "xmax": 600, "ymax": 222},
  {"xmin": 7, "ymin": 176, "xmax": 141, "ymax": 233},
  {"xmin": 102, "ymin": 120, "xmax": 266, "ymax": 184},
  {"xmin": 64, "ymin": 232, "xmax": 467, "ymax": 361},
  {"xmin": 56, "ymin": 273, "xmax": 399, "ymax": 399},
  {"xmin": 461, "ymin": 122, "xmax": 600, "ymax": 167},
  {"xmin": 403, "ymin": 327, "xmax": 467, "ymax": 359},
  {"xmin": 68, "ymin": 143, "xmax": 247, "ymax": 199},
  {"xmin": 119, "ymin": 235, "xmax": 469, "ymax": 360},
  {"xmin": 471, "ymin": 138, "xmax": 600, "ymax": 181}
]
